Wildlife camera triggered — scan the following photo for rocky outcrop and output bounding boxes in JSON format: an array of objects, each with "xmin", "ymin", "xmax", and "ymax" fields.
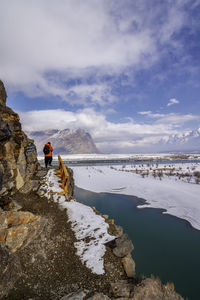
[
  {"xmin": 0, "ymin": 210, "xmax": 46, "ymax": 253},
  {"xmin": 132, "ymin": 278, "xmax": 183, "ymax": 300},
  {"xmin": 0, "ymin": 80, "xmax": 39, "ymax": 196},
  {"xmin": 0, "ymin": 197, "xmax": 46, "ymax": 298},
  {"xmin": 0, "ymin": 81, "xmax": 7, "ymax": 106},
  {"xmin": 61, "ymin": 278, "xmax": 183, "ymax": 300}
]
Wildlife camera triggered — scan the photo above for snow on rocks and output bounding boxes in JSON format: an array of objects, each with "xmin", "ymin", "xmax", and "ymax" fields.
[
  {"xmin": 40, "ymin": 169, "xmax": 66, "ymax": 204},
  {"xmin": 61, "ymin": 200, "xmax": 115, "ymax": 274},
  {"xmin": 40, "ymin": 169, "xmax": 115, "ymax": 275}
]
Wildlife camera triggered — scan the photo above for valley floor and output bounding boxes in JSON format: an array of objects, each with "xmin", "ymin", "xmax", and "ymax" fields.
[{"xmin": 71, "ymin": 162, "xmax": 200, "ymax": 231}]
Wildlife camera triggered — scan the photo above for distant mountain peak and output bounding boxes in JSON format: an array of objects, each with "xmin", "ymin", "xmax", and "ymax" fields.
[
  {"xmin": 27, "ymin": 128, "xmax": 99, "ymax": 155},
  {"xmin": 158, "ymin": 126, "xmax": 200, "ymax": 152}
]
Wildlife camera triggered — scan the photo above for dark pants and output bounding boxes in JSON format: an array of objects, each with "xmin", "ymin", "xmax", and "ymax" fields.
[{"xmin": 45, "ymin": 156, "xmax": 52, "ymax": 168}]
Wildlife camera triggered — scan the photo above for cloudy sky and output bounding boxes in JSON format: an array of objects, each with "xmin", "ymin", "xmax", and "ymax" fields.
[{"xmin": 1, "ymin": 0, "xmax": 200, "ymax": 153}]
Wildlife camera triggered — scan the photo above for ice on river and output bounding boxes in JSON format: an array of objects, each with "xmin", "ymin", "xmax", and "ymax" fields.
[{"xmin": 71, "ymin": 163, "xmax": 200, "ymax": 231}]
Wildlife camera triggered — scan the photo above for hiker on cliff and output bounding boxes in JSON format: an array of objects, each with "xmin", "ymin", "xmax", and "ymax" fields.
[{"xmin": 43, "ymin": 142, "xmax": 53, "ymax": 168}]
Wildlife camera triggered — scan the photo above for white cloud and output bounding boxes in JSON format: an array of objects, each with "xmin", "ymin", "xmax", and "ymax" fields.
[
  {"xmin": 138, "ymin": 111, "xmax": 152, "ymax": 115},
  {"xmin": 0, "ymin": 1, "xmax": 154, "ymax": 92},
  {"xmin": 0, "ymin": 0, "xmax": 190, "ymax": 104},
  {"xmin": 19, "ymin": 108, "xmax": 200, "ymax": 153},
  {"xmin": 167, "ymin": 98, "xmax": 180, "ymax": 107},
  {"xmin": 138, "ymin": 111, "xmax": 165, "ymax": 118},
  {"xmin": 66, "ymin": 84, "xmax": 117, "ymax": 106}
]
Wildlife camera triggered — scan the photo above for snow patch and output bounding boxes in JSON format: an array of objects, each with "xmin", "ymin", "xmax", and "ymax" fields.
[
  {"xmin": 41, "ymin": 169, "xmax": 115, "ymax": 274},
  {"xmin": 61, "ymin": 200, "xmax": 115, "ymax": 274}
]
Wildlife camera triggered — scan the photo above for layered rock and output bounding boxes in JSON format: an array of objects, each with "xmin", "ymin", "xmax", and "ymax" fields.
[
  {"xmin": 0, "ymin": 210, "xmax": 45, "ymax": 253},
  {"xmin": 0, "ymin": 80, "xmax": 39, "ymax": 196}
]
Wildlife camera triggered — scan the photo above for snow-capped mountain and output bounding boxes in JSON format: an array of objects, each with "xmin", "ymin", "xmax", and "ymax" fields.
[
  {"xmin": 27, "ymin": 128, "xmax": 99, "ymax": 155},
  {"xmin": 158, "ymin": 127, "xmax": 200, "ymax": 152}
]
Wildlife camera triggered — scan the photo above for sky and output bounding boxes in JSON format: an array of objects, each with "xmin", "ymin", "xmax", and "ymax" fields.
[{"xmin": 1, "ymin": 0, "xmax": 200, "ymax": 153}]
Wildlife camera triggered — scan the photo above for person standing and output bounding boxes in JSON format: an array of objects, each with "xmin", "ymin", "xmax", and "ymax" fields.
[{"xmin": 43, "ymin": 142, "xmax": 53, "ymax": 168}]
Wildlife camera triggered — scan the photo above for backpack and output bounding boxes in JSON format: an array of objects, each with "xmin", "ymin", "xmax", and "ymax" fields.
[{"xmin": 43, "ymin": 144, "xmax": 50, "ymax": 155}]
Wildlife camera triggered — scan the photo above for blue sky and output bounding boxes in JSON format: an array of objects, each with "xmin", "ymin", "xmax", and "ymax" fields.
[{"xmin": 1, "ymin": 0, "xmax": 200, "ymax": 153}]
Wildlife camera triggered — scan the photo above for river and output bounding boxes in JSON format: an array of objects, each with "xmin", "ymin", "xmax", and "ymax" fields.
[{"xmin": 75, "ymin": 186, "xmax": 200, "ymax": 300}]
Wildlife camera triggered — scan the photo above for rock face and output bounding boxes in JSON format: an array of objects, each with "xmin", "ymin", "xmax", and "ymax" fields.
[
  {"xmin": 0, "ymin": 210, "xmax": 45, "ymax": 253},
  {"xmin": 0, "ymin": 80, "xmax": 38, "ymax": 196},
  {"xmin": 28, "ymin": 128, "xmax": 99, "ymax": 155}
]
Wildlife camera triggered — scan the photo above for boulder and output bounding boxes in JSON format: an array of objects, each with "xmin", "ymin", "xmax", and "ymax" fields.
[
  {"xmin": 108, "ymin": 224, "xmax": 123, "ymax": 237},
  {"xmin": 132, "ymin": 278, "xmax": 184, "ymax": 300},
  {"xmin": 121, "ymin": 253, "xmax": 136, "ymax": 278},
  {"xmin": 0, "ymin": 210, "xmax": 46, "ymax": 252},
  {"xmin": 112, "ymin": 234, "xmax": 134, "ymax": 258},
  {"xmin": 110, "ymin": 281, "xmax": 133, "ymax": 298}
]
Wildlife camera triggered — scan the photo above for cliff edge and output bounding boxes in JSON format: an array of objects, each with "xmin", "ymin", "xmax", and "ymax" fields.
[{"xmin": 0, "ymin": 80, "xmax": 38, "ymax": 196}]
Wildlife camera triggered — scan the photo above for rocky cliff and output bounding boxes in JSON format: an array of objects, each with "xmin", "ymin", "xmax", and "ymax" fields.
[
  {"xmin": 27, "ymin": 128, "xmax": 99, "ymax": 155},
  {"xmin": 0, "ymin": 80, "xmax": 38, "ymax": 196}
]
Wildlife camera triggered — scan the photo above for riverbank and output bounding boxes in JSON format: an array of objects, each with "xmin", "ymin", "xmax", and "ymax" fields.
[
  {"xmin": 75, "ymin": 186, "xmax": 200, "ymax": 300},
  {"xmin": 71, "ymin": 163, "xmax": 200, "ymax": 231}
]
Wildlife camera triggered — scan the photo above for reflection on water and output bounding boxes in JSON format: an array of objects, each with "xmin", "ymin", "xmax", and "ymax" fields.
[{"xmin": 75, "ymin": 186, "xmax": 200, "ymax": 300}]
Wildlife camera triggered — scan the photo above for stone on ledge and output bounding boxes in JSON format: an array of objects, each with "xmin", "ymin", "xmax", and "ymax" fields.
[
  {"xmin": 112, "ymin": 234, "xmax": 134, "ymax": 258},
  {"xmin": 121, "ymin": 253, "xmax": 136, "ymax": 278},
  {"xmin": 108, "ymin": 224, "xmax": 123, "ymax": 237},
  {"xmin": 132, "ymin": 278, "xmax": 184, "ymax": 300},
  {"xmin": 110, "ymin": 281, "xmax": 133, "ymax": 298}
]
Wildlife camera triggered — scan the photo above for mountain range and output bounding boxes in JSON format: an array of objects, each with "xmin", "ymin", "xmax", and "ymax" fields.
[
  {"xmin": 27, "ymin": 128, "xmax": 99, "ymax": 155},
  {"xmin": 27, "ymin": 126, "xmax": 200, "ymax": 155},
  {"xmin": 157, "ymin": 127, "xmax": 200, "ymax": 152}
]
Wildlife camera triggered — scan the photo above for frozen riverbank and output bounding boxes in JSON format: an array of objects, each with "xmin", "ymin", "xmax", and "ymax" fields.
[
  {"xmin": 38, "ymin": 153, "xmax": 200, "ymax": 163},
  {"xmin": 71, "ymin": 163, "xmax": 200, "ymax": 230}
]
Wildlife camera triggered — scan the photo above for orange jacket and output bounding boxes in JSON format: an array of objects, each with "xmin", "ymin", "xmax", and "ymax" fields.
[{"xmin": 44, "ymin": 144, "xmax": 53, "ymax": 157}]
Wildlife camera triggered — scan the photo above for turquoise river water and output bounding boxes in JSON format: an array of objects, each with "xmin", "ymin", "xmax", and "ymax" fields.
[{"xmin": 75, "ymin": 186, "xmax": 200, "ymax": 300}]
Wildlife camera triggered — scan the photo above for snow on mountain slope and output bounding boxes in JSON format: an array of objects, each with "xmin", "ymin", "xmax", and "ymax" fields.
[
  {"xmin": 158, "ymin": 127, "xmax": 200, "ymax": 151},
  {"xmin": 27, "ymin": 128, "xmax": 99, "ymax": 155}
]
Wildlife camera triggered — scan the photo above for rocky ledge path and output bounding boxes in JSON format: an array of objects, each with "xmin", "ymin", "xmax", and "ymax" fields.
[
  {"xmin": 0, "ymin": 167, "xmax": 183, "ymax": 300},
  {"xmin": 1, "ymin": 167, "xmax": 132, "ymax": 300}
]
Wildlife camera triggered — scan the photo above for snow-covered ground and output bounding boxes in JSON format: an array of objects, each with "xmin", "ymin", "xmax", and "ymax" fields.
[
  {"xmin": 40, "ymin": 169, "xmax": 115, "ymax": 274},
  {"xmin": 71, "ymin": 162, "xmax": 200, "ymax": 231}
]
